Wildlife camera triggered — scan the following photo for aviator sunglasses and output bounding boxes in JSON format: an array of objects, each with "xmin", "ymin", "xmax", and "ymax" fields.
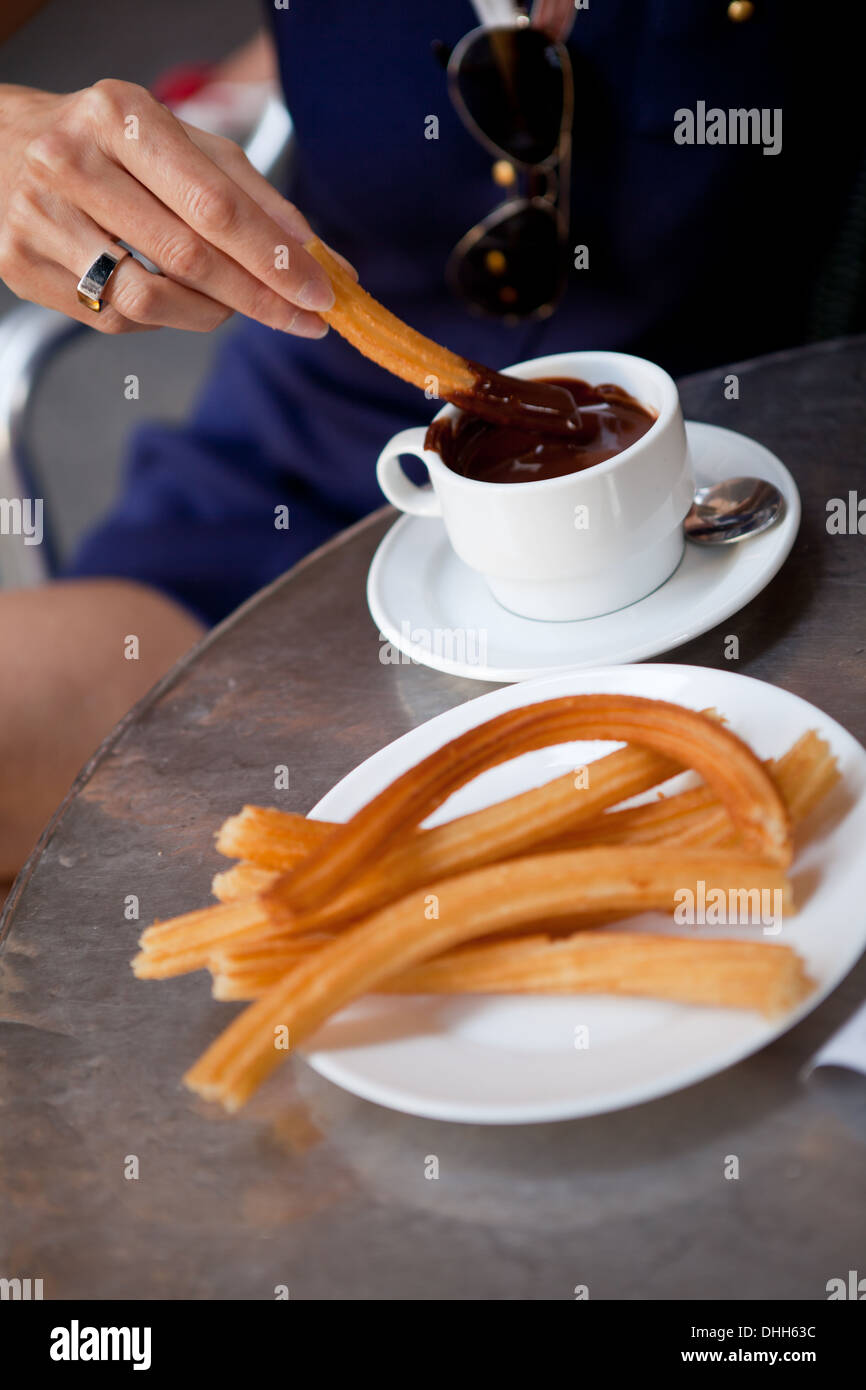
[{"xmin": 437, "ymin": 16, "xmax": 573, "ymax": 319}]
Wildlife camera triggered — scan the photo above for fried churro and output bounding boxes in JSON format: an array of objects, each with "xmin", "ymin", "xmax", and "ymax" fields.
[
  {"xmin": 276, "ymin": 742, "xmax": 681, "ymax": 934},
  {"xmin": 212, "ymin": 732, "xmax": 836, "ymax": 915},
  {"xmin": 547, "ymin": 731, "xmax": 839, "ymax": 853},
  {"xmin": 212, "ymin": 861, "xmax": 279, "ymax": 903},
  {"xmin": 216, "ymin": 806, "xmax": 330, "ymax": 870},
  {"xmin": 209, "ymin": 936, "xmax": 330, "ymax": 1001},
  {"xmin": 214, "ymin": 743, "xmax": 679, "ymax": 917},
  {"xmin": 185, "ymin": 848, "xmax": 792, "ymax": 1109},
  {"xmin": 306, "ymin": 238, "xmax": 583, "ymax": 435},
  {"xmin": 208, "ymin": 930, "xmax": 809, "ymax": 1015},
  {"xmin": 212, "ymin": 733, "xmax": 835, "ymax": 881},
  {"xmin": 262, "ymin": 696, "xmax": 791, "ymax": 929},
  {"xmin": 133, "ymin": 901, "xmax": 271, "ymax": 978},
  {"xmin": 387, "ymin": 931, "xmax": 812, "ymax": 1017}
]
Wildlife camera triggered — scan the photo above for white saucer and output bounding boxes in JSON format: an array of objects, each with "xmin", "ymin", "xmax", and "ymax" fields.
[
  {"xmin": 303, "ymin": 665, "xmax": 866, "ymax": 1124},
  {"xmin": 367, "ymin": 422, "xmax": 800, "ymax": 682}
]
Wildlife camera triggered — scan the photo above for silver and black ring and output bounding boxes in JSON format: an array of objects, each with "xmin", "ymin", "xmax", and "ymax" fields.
[{"xmin": 76, "ymin": 244, "xmax": 130, "ymax": 313}]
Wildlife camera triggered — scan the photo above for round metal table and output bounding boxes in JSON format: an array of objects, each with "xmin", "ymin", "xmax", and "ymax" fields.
[{"xmin": 2, "ymin": 338, "xmax": 865, "ymax": 1300}]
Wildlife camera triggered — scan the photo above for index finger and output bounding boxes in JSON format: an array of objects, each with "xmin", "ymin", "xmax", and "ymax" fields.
[
  {"xmin": 96, "ymin": 86, "xmax": 335, "ymax": 311},
  {"xmin": 182, "ymin": 123, "xmax": 358, "ymax": 281}
]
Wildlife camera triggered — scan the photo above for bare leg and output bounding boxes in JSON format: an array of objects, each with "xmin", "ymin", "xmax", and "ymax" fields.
[{"xmin": 0, "ymin": 579, "xmax": 204, "ymax": 880}]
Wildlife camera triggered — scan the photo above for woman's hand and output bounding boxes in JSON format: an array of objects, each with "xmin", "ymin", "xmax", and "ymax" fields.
[{"xmin": 0, "ymin": 80, "xmax": 335, "ymax": 336}]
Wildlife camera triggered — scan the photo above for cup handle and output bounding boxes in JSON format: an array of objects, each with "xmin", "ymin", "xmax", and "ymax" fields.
[{"xmin": 376, "ymin": 428, "xmax": 442, "ymax": 517}]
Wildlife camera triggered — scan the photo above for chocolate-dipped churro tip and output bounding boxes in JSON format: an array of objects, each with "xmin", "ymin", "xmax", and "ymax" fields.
[{"xmin": 304, "ymin": 237, "xmax": 584, "ymax": 435}]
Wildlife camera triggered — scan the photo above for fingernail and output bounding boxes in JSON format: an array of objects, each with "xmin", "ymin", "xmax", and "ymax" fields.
[
  {"xmin": 297, "ymin": 277, "xmax": 335, "ymax": 311},
  {"xmin": 281, "ymin": 308, "xmax": 328, "ymax": 338}
]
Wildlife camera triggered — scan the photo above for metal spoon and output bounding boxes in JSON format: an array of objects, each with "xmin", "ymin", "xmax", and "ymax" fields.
[{"xmin": 684, "ymin": 476, "xmax": 785, "ymax": 545}]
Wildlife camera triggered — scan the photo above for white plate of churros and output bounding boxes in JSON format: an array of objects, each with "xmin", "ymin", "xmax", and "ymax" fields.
[{"xmin": 134, "ymin": 664, "xmax": 866, "ymax": 1125}]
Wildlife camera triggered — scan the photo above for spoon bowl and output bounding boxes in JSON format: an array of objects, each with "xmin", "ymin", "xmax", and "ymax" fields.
[{"xmin": 684, "ymin": 476, "xmax": 785, "ymax": 545}]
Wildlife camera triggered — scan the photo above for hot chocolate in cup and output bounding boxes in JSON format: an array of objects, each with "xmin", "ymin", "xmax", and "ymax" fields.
[{"xmin": 375, "ymin": 350, "xmax": 695, "ymax": 622}]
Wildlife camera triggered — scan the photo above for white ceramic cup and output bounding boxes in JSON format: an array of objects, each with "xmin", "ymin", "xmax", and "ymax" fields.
[{"xmin": 376, "ymin": 350, "xmax": 695, "ymax": 621}]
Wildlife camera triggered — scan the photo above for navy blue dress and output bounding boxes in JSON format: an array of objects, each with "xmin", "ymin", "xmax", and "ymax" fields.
[{"xmin": 65, "ymin": 0, "xmax": 862, "ymax": 625}]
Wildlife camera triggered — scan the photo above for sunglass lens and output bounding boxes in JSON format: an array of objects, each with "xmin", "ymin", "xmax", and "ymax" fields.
[
  {"xmin": 454, "ymin": 28, "xmax": 565, "ymax": 166},
  {"xmin": 451, "ymin": 203, "xmax": 564, "ymax": 317}
]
